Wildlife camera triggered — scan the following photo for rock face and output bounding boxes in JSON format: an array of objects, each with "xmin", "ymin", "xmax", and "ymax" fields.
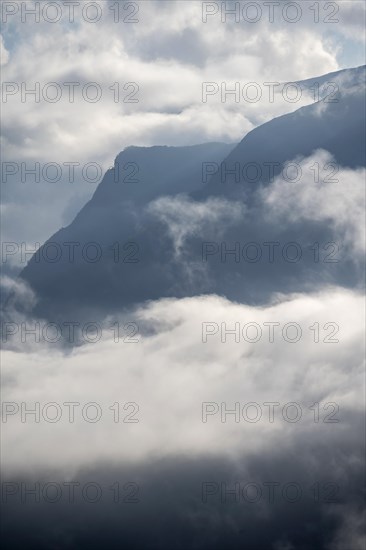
[
  {"xmin": 19, "ymin": 142, "xmax": 235, "ymax": 320},
  {"xmin": 19, "ymin": 67, "xmax": 366, "ymax": 322},
  {"xmin": 198, "ymin": 66, "xmax": 365, "ymax": 202}
]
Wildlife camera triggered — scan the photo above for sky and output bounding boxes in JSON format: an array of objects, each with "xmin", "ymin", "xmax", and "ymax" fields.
[
  {"xmin": 1, "ymin": 3, "xmax": 366, "ymax": 548},
  {"xmin": 1, "ymin": 0, "xmax": 366, "ymax": 258}
]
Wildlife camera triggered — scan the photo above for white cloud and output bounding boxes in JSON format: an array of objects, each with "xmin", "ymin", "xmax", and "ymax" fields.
[
  {"xmin": 262, "ymin": 150, "xmax": 366, "ymax": 257},
  {"xmin": 2, "ymin": 0, "xmax": 364, "ymax": 249},
  {"xmin": 0, "ymin": 275, "xmax": 37, "ymax": 309},
  {"xmin": 0, "ymin": 34, "xmax": 9, "ymax": 65},
  {"xmin": 148, "ymin": 195, "xmax": 245, "ymax": 257},
  {"xmin": 1, "ymin": 287, "xmax": 364, "ymax": 476}
]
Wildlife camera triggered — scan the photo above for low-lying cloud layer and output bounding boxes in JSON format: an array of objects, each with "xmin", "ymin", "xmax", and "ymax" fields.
[
  {"xmin": 2, "ymin": 286, "xmax": 365, "ymax": 548},
  {"xmin": 2, "ymin": 286, "xmax": 364, "ymax": 475}
]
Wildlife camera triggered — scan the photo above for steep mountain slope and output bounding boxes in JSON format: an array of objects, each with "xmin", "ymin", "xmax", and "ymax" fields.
[
  {"xmin": 198, "ymin": 67, "xmax": 365, "ymax": 202},
  {"xmin": 18, "ymin": 67, "xmax": 365, "ymax": 322},
  {"xmin": 19, "ymin": 142, "xmax": 234, "ymax": 319}
]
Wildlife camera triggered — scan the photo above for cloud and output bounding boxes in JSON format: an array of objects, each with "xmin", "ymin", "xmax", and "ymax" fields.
[
  {"xmin": 4, "ymin": 1, "xmax": 364, "ymax": 252},
  {"xmin": 1, "ymin": 285, "xmax": 364, "ymax": 547},
  {"xmin": 262, "ymin": 150, "xmax": 366, "ymax": 257},
  {"xmin": 2, "ymin": 286, "xmax": 364, "ymax": 475},
  {"xmin": 148, "ymin": 194, "xmax": 245, "ymax": 257},
  {"xmin": 1, "ymin": 3, "xmax": 365, "ymax": 547},
  {"xmin": 0, "ymin": 34, "xmax": 9, "ymax": 65},
  {"xmin": 0, "ymin": 274, "xmax": 37, "ymax": 311}
]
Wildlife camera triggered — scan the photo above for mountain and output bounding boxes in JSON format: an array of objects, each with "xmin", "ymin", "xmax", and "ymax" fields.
[
  {"xmin": 18, "ymin": 66, "xmax": 366, "ymax": 323},
  {"xmin": 18, "ymin": 142, "xmax": 235, "ymax": 320},
  {"xmin": 198, "ymin": 65, "xmax": 365, "ymax": 201}
]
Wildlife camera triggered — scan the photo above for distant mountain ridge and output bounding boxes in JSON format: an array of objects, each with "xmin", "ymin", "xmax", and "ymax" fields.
[
  {"xmin": 199, "ymin": 65, "xmax": 365, "ymax": 201},
  {"xmin": 17, "ymin": 66, "xmax": 366, "ymax": 322}
]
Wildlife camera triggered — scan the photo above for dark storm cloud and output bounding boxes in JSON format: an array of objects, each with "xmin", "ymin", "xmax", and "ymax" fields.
[{"xmin": 2, "ymin": 432, "xmax": 365, "ymax": 550}]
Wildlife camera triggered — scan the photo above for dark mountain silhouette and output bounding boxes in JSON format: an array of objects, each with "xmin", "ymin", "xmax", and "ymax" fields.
[
  {"xmin": 18, "ymin": 66, "xmax": 366, "ymax": 322},
  {"xmin": 198, "ymin": 66, "xmax": 365, "ymax": 202}
]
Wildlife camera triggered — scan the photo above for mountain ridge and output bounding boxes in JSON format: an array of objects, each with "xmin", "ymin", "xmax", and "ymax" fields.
[{"xmin": 16, "ymin": 65, "xmax": 366, "ymax": 322}]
